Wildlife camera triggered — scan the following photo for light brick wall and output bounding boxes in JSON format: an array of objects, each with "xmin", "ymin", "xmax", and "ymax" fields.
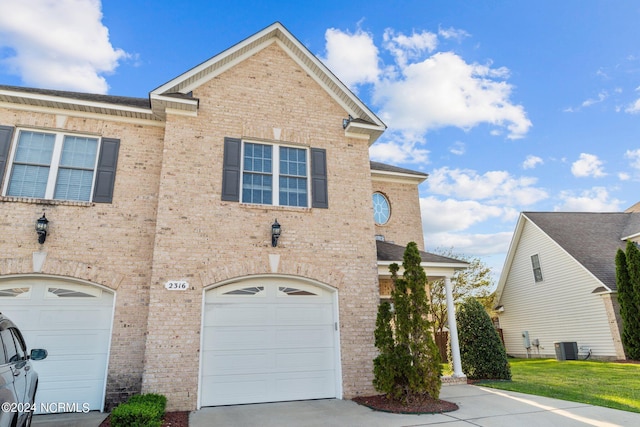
[
  {"xmin": 0, "ymin": 108, "xmax": 165, "ymax": 409},
  {"xmin": 373, "ymin": 179, "xmax": 425, "ymax": 250},
  {"xmin": 0, "ymin": 41, "xmax": 421, "ymax": 412},
  {"xmin": 141, "ymin": 43, "xmax": 380, "ymax": 410},
  {"xmin": 601, "ymin": 293, "xmax": 626, "ymax": 359}
]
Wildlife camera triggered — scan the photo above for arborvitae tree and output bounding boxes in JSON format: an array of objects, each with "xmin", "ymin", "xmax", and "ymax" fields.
[
  {"xmin": 455, "ymin": 297, "xmax": 511, "ymax": 380},
  {"xmin": 373, "ymin": 242, "xmax": 442, "ymax": 404},
  {"xmin": 618, "ymin": 241, "xmax": 640, "ymax": 360}
]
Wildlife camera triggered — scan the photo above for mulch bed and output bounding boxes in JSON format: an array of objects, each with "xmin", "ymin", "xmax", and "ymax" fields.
[
  {"xmin": 352, "ymin": 394, "xmax": 458, "ymax": 414},
  {"xmin": 99, "ymin": 411, "xmax": 190, "ymax": 427}
]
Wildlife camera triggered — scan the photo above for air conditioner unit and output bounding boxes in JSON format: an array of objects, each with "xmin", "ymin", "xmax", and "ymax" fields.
[{"xmin": 554, "ymin": 342, "xmax": 578, "ymax": 360}]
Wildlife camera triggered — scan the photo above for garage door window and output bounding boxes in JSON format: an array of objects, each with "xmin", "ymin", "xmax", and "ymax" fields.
[
  {"xmin": 222, "ymin": 286, "xmax": 264, "ymax": 296},
  {"xmin": 278, "ymin": 286, "xmax": 317, "ymax": 296},
  {"xmin": 46, "ymin": 284, "xmax": 102, "ymax": 298},
  {"xmin": 0, "ymin": 287, "xmax": 31, "ymax": 298}
]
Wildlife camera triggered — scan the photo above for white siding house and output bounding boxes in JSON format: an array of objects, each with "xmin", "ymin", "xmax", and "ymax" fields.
[{"xmin": 495, "ymin": 210, "xmax": 640, "ymax": 360}]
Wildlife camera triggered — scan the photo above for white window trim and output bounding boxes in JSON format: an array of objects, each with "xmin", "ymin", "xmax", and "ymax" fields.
[
  {"xmin": 240, "ymin": 140, "xmax": 311, "ymax": 208},
  {"xmin": 531, "ymin": 253, "xmax": 544, "ymax": 283},
  {"xmin": 3, "ymin": 128, "xmax": 101, "ymax": 201}
]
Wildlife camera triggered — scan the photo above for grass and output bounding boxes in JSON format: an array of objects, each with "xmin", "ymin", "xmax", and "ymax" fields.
[{"xmin": 477, "ymin": 358, "xmax": 640, "ymax": 413}]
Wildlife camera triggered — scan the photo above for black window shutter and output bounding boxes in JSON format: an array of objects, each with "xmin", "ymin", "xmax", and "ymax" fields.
[
  {"xmin": 93, "ymin": 138, "xmax": 120, "ymax": 203},
  {"xmin": 0, "ymin": 125, "xmax": 14, "ymax": 188},
  {"xmin": 311, "ymin": 148, "xmax": 328, "ymax": 208},
  {"xmin": 221, "ymin": 137, "xmax": 241, "ymax": 201}
]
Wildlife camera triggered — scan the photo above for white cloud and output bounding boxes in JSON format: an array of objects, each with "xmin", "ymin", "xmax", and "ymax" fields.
[
  {"xmin": 382, "ymin": 28, "xmax": 437, "ymax": 68},
  {"xmin": 581, "ymin": 91, "xmax": 608, "ymax": 107},
  {"xmin": 426, "ymin": 167, "xmax": 548, "ymax": 206},
  {"xmin": 369, "ymin": 136, "xmax": 430, "ymax": 164},
  {"xmin": 420, "ymin": 196, "xmax": 504, "ymax": 233},
  {"xmin": 619, "ymin": 172, "xmax": 630, "ymax": 181},
  {"xmin": 437, "ymin": 26, "xmax": 470, "ymax": 41},
  {"xmin": 426, "ymin": 231, "xmax": 513, "ymax": 257},
  {"xmin": 571, "ymin": 153, "xmax": 606, "ymax": 178},
  {"xmin": 321, "ymin": 27, "xmax": 379, "ymax": 88},
  {"xmin": 555, "ymin": 187, "xmax": 623, "ymax": 212},
  {"xmin": 449, "ymin": 141, "xmax": 465, "ymax": 156},
  {"xmin": 373, "ymin": 51, "xmax": 531, "ymax": 139},
  {"xmin": 625, "ymin": 149, "xmax": 640, "ymax": 170},
  {"xmin": 625, "ymin": 98, "xmax": 640, "ymax": 113},
  {"xmin": 0, "ymin": 0, "xmax": 128, "ymax": 94},
  {"xmin": 322, "ymin": 27, "xmax": 532, "ymax": 140},
  {"xmin": 522, "ymin": 155, "xmax": 543, "ymax": 169}
]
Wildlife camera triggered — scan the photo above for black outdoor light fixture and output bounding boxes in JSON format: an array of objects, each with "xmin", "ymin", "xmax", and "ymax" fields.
[
  {"xmin": 342, "ymin": 114, "xmax": 353, "ymax": 129},
  {"xmin": 36, "ymin": 213, "xmax": 49, "ymax": 244},
  {"xmin": 271, "ymin": 219, "xmax": 281, "ymax": 247}
]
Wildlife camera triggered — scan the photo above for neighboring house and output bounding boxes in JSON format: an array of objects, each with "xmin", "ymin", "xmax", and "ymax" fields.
[
  {"xmin": 0, "ymin": 23, "xmax": 466, "ymax": 412},
  {"xmin": 495, "ymin": 207, "xmax": 640, "ymax": 360}
]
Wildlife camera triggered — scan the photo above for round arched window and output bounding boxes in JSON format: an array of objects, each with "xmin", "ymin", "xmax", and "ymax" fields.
[{"xmin": 372, "ymin": 192, "xmax": 391, "ymax": 225}]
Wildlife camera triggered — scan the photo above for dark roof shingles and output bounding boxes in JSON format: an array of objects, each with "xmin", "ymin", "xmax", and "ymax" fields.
[
  {"xmin": 376, "ymin": 240, "xmax": 467, "ymax": 265},
  {"xmin": 0, "ymin": 84, "xmax": 150, "ymax": 109}
]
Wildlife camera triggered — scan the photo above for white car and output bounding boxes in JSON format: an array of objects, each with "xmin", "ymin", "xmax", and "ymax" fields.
[{"xmin": 0, "ymin": 313, "xmax": 48, "ymax": 427}]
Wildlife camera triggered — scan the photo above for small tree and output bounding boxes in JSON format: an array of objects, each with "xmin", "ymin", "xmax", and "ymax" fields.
[
  {"xmin": 618, "ymin": 241, "xmax": 640, "ymax": 359},
  {"xmin": 373, "ymin": 242, "xmax": 442, "ymax": 404},
  {"xmin": 455, "ymin": 297, "xmax": 511, "ymax": 380},
  {"xmin": 429, "ymin": 250, "xmax": 494, "ymax": 335}
]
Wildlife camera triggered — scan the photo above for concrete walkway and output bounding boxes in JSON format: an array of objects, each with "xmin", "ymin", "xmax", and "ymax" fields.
[
  {"xmin": 190, "ymin": 384, "xmax": 640, "ymax": 427},
  {"xmin": 31, "ymin": 384, "xmax": 640, "ymax": 426}
]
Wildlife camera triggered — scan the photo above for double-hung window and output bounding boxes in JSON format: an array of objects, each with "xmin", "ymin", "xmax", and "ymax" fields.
[
  {"xmin": 531, "ymin": 254, "xmax": 543, "ymax": 283},
  {"xmin": 4, "ymin": 129, "xmax": 103, "ymax": 202},
  {"xmin": 242, "ymin": 142, "xmax": 308, "ymax": 207}
]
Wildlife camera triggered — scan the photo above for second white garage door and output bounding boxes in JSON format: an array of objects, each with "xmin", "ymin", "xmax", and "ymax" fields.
[{"xmin": 200, "ymin": 277, "xmax": 339, "ymax": 407}]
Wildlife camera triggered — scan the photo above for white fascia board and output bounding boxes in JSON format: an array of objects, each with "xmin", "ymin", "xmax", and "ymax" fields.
[
  {"xmin": 371, "ymin": 170, "xmax": 428, "ymax": 184},
  {"xmin": 0, "ymin": 101, "xmax": 163, "ymax": 127},
  {"xmin": 150, "ymin": 23, "xmax": 282, "ymax": 96},
  {"xmin": 622, "ymin": 231, "xmax": 640, "ymax": 241},
  {"xmin": 0, "ymin": 89, "xmax": 153, "ymax": 117},
  {"xmin": 149, "ymin": 94, "xmax": 198, "ymax": 109},
  {"xmin": 377, "ymin": 261, "xmax": 469, "ymax": 278},
  {"xmin": 494, "ymin": 213, "xmax": 527, "ymax": 304}
]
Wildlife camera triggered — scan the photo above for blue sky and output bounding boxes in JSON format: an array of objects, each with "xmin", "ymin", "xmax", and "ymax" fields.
[{"xmin": 1, "ymin": 0, "xmax": 639, "ymax": 281}]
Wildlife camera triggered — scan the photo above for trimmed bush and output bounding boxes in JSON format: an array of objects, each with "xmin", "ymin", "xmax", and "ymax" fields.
[
  {"xmin": 455, "ymin": 297, "xmax": 511, "ymax": 380},
  {"xmin": 110, "ymin": 393, "xmax": 167, "ymax": 427}
]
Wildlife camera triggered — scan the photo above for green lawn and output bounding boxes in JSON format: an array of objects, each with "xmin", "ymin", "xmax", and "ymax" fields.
[{"xmin": 477, "ymin": 358, "xmax": 640, "ymax": 413}]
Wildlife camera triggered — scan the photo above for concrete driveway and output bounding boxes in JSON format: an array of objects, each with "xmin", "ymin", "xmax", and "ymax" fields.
[
  {"xmin": 191, "ymin": 384, "xmax": 640, "ymax": 427},
  {"xmin": 32, "ymin": 384, "xmax": 640, "ymax": 426}
]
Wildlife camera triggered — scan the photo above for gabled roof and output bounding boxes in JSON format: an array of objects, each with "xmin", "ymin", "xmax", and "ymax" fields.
[
  {"xmin": 496, "ymin": 211, "xmax": 640, "ymax": 301},
  {"xmin": 376, "ymin": 240, "xmax": 468, "ymax": 268},
  {"xmin": 150, "ymin": 22, "xmax": 386, "ymax": 143}
]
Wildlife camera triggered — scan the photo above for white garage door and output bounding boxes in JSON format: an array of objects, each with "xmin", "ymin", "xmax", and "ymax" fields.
[
  {"xmin": 201, "ymin": 277, "xmax": 339, "ymax": 407},
  {"xmin": 0, "ymin": 278, "xmax": 114, "ymax": 413}
]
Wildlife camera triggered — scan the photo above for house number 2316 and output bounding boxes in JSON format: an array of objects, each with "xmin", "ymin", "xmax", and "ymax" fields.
[{"xmin": 165, "ymin": 280, "xmax": 189, "ymax": 290}]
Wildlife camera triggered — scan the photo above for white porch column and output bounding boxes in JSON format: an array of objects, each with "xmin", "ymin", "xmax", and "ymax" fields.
[{"xmin": 444, "ymin": 275, "xmax": 465, "ymax": 378}]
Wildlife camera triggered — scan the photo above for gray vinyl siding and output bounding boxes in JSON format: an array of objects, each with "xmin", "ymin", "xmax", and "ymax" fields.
[{"xmin": 498, "ymin": 220, "xmax": 618, "ymax": 358}]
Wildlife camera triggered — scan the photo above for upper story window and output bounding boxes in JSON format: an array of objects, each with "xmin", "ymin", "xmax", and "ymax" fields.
[
  {"xmin": 531, "ymin": 254, "xmax": 543, "ymax": 282},
  {"xmin": 0, "ymin": 126, "xmax": 120, "ymax": 203},
  {"xmin": 222, "ymin": 137, "xmax": 328, "ymax": 209},
  {"xmin": 7, "ymin": 130, "xmax": 98, "ymax": 201},
  {"xmin": 372, "ymin": 192, "xmax": 391, "ymax": 225},
  {"xmin": 242, "ymin": 142, "xmax": 308, "ymax": 207}
]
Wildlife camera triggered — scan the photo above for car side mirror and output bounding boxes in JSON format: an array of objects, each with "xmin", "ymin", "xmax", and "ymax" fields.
[{"xmin": 30, "ymin": 349, "xmax": 48, "ymax": 361}]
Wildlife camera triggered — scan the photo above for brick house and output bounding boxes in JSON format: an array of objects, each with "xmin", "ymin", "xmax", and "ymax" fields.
[{"xmin": 0, "ymin": 23, "xmax": 466, "ymax": 412}]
